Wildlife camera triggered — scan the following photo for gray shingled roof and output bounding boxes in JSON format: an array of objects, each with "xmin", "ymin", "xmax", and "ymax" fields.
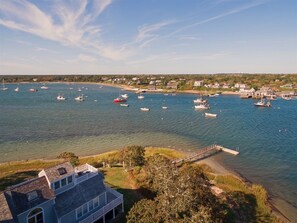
[
  {"xmin": 43, "ymin": 162, "xmax": 74, "ymax": 183},
  {"xmin": 0, "ymin": 192, "xmax": 15, "ymax": 223},
  {"xmin": 54, "ymin": 174, "xmax": 105, "ymax": 217},
  {"xmin": 6, "ymin": 176, "xmax": 55, "ymax": 215}
]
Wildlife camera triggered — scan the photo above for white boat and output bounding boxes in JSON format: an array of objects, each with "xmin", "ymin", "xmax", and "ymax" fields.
[
  {"xmin": 75, "ymin": 95, "xmax": 85, "ymax": 102},
  {"xmin": 57, "ymin": 95, "xmax": 66, "ymax": 101},
  {"xmin": 193, "ymin": 98, "xmax": 207, "ymax": 104},
  {"xmin": 162, "ymin": 106, "xmax": 168, "ymax": 109},
  {"xmin": 205, "ymin": 113, "xmax": 217, "ymax": 118},
  {"xmin": 121, "ymin": 94, "xmax": 128, "ymax": 99},
  {"xmin": 138, "ymin": 95, "xmax": 144, "ymax": 99},
  {"xmin": 140, "ymin": 107, "xmax": 150, "ymax": 111},
  {"xmin": 254, "ymin": 98, "xmax": 271, "ymax": 107},
  {"xmin": 78, "ymin": 88, "xmax": 82, "ymax": 92},
  {"xmin": 281, "ymin": 95, "xmax": 292, "ymax": 100},
  {"xmin": 40, "ymin": 85, "xmax": 49, "ymax": 90},
  {"xmin": 29, "ymin": 88, "xmax": 38, "ymax": 92},
  {"xmin": 14, "ymin": 87, "xmax": 19, "ymax": 92},
  {"xmin": 1, "ymin": 79, "xmax": 8, "ymax": 91},
  {"xmin": 195, "ymin": 104, "xmax": 210, "ymax": 109},
  {"xmin": 120, "ymin": 104, "xmax": 129, "ymax": 107}
]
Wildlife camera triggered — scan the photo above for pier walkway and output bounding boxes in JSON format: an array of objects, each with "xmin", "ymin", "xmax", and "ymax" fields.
[{"xmin": 172, "ymin": 144, "xmax": 239, "ymax": 165}]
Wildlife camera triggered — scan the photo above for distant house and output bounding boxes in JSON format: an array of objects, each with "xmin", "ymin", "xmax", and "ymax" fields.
[
  {"xmin": 166, "ymin": 81, "xmax": 178, "ymax": 89},
  {"xmin": 235, "ymin": 83, "xmax": 246, "ymax": 89},
  {"xmin": 148, "ymin": 84, "xmax": 156, "ymax": 90},
  {"xmin": 222, "ymin": 83, "xmax": 230, "ymax": 89},
  {"xmin": 193, "ymin": 80, "xmax": 204, "ymax": 87},
  {"xmin": 0, "ymin": 162, "xmax": 124, "ymax": 223},
  {"xmin": 259, "ymin": 86, "xmax": 274, "ymax": 96},
  {"xmin": 213, "ymin": 82, "xmax": 220, "ymax": 89}
]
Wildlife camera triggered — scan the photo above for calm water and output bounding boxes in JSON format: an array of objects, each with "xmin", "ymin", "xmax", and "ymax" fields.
[{"xmin": 0, "ymin": 83, "xmax": 296, "ymax": 218}]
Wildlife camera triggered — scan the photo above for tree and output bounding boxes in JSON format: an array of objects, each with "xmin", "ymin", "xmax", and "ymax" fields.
[
  {"xmin": 57, "ymin": 152, "xmax": 79, "ymax": 166},
  {"xmin": 121, "ymin": 145, "xmax": 145, "ymax": 168}
]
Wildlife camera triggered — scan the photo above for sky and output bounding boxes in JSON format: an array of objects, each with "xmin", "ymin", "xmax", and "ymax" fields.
[{"xmin": 0, "ymin": 0, "xmax": 296, "ymax": 75}]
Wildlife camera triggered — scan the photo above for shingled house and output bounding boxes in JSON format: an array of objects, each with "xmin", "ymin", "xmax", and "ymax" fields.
[{"xmin": 0, "ymin": 162, "xmax": 124, "ymax": 223}]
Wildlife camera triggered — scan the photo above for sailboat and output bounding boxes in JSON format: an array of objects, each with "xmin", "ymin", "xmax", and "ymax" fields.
[{"xmin": 1, "ymin": 79, "xmax": 8, "ymax": 91}]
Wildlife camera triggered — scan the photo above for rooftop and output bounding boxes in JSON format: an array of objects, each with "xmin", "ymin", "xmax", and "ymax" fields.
[{"xmin": 43, "ymin": 162, "xmax": 74, "ymax": 183}]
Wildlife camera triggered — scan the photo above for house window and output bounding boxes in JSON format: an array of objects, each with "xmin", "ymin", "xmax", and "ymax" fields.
[
  {"xmin": 67, "ymin": 175, "xmax": 73, "ymax": 184},
  {"xmin": 76, "ymin": 207, "xmax": 83, "ymax": 219},
  {"xmin": 27, "ymin": 208, "xmax": 43, "ymax": 223},
  {"xmin": 61, "ymin": 178, "xmax": 67, "ymax": 187},
  {"xmin": 93, "ymin": 197, "xmax": 99, "ymax": 208},
  {"xmin": 58, "ymin": 167, "xmax": 67, "ymax": 175},
  {"xmin": 82, "ymin": 203, "xmax": 88, "ymax": 215},
  {"xmin": 54, "ymin": 181, "xmax": 60, "ymax": 190},
  {"xmin": 88, "ymin": 200, "xmax": 94, "ymax": 211}
]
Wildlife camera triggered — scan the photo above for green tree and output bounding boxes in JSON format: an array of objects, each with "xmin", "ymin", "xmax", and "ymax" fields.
[
  {"xmin": 121, "ymin": 145, "xmax": 145, "ymax": 168},
  {"xmin": 57, "ymin": 152, "xmax": 79, "ymax": 166}
]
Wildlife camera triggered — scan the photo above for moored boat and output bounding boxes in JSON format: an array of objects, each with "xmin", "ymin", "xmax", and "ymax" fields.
[
  {"xmin": 195, "ymin": 104, "xmax": 210, "ymax": 109},
  {"xmin": 75, "ymin": 95, "xmax": 85, "ymax": 102},
  {"xmin": 40, "ymin": 85, "xmax": 49, "ymax": 90},
  {"xmin": 121, "ymin": 94, "xmax": 128, "ymax": 99},
  {"xmin": 57, "ymin": 95, "xmax": 66, "ymax": 101},
  {"xmin": 162, "ymin": 106, "xmax": 168, "ymax": 109},
  {"xmin": 113, "ymin": 97, "xmax": 127, "ymax": 103},
  {"xmin": 120, "ymin": 103, "xmax": 129, "ymax": 107},
  {"xmin": 205, "ymin": 113, "xmax": 217, "ymax": 118},
  {"xmin": 14, "ymin": 87, "xmax": 19, "ymax": 92},
  {"xmin": 140, "ymin": 107, "xmax": 150, "ymax": 111},
  {"xmin": 1, "ymin": 79, "xmax": 8, "ymax": 91},
  {"xmin": 138, "ymin": 95, "xmax": 144, "ymax": 99},
  {"xmin": 29, "ymin": 88, "xmax": 38, "ymax": 92},
  {"xmin": 254, "ymin": 98, "xmax": 271, "ymax": 107}
]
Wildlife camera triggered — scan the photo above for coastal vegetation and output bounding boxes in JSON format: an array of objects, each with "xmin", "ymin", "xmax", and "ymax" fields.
[
  {"xmin": 1, "ymin": 74, "xmax": 296, "ymax": 92},
  {"xmin": 0, "ymin": 147, "xmax": 284, "ymax": 223}
]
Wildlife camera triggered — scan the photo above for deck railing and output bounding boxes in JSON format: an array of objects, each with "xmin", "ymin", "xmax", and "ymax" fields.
[{"xmin": 79, "ymin": 194, "xmax": 123, "ymax": 223}]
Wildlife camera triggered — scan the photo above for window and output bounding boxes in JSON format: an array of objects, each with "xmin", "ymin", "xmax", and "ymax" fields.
[
  {"xmin": 93, "ymin": 197, "xmax": 99, "ymax": 208},
  {"xmin": 61, "ymin": 178, "xmax": 67, "ymax": 187},
  {"xmin": 82, "ymin": 204, "xmax": 88, "ymax": 215},
  {"xmin": 67, "ymin": 175, "xmax": 73, "ymax": 184},
  {"xmin": 27, "ymin": 191, "xmax": 38, "ymax": 201},
  {"xmin": 58, "ymin": 167, "xmax": 67, "ymax": 175},
  {"xmin": 27, "ymin": 208, "xmax": 43, "ymax": 223},
  {"xmin": 76, "ymin": 207, "xmax": 83, "ymax": 219},
  {"xmin": 88, "ymin": 200, "xmax": 94, "ymax": 211},
  {"xmin": 54, "ymin": 181, "xmax": 60, "ymax": 190}
]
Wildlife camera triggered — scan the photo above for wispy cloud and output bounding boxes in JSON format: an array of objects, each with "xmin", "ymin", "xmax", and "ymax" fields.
[
  {"xmin": 0, "ymin": 0, "xmax": 126, "ymax": 60},
  {"xmin": 164, "ymin": 1, "xmax": 268, "ymax": 38},
  {"xmin": 134, "ymin": 20, "xmax": 175, "ymax": 48}
]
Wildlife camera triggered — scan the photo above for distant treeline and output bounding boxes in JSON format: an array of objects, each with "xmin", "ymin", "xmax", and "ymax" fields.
[{"xmin": 1, "ymin": 74, "xmax": 296, "ymax": 90}]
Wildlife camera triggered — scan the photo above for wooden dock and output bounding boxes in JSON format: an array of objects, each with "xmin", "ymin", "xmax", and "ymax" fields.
[{"xmin": 172, "ymin": 144, "xmax": 239, "ymax": 165}]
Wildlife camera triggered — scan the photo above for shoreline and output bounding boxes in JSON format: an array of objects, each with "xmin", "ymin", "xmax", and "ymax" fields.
[{"xmin": 0, "ymin": 147, "xmax": 294, "ymax": 222}]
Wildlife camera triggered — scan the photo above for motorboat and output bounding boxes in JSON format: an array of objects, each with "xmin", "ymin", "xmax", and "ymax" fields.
[
  {"xmin": 75, "ymin": 95, "xmax": 85, "ymax": 102},
  {"xmin": 14, "ymin": 87, "xmax": 19, "ymax": 92},
  {"xmin": 138, "ymin": 95, "xmax": 144, "ymax": 99},
  {"xmin": 29, "ymin": 88, "xmax": 38, "ymax": 92},
  {"xmin": 195, "ymin": 104, "xmax": 210, "ymax": 109},
  {"xmin": 140, "ymin": 107, "xmax": 150, "ymax": 111},
  {"xmin": 57, "ymin": 95, "xmax": 66, "ymax": 101},
  {"xmin": 193, "ymin": 98, "xmax": 207, "ymax": 104},
  {"xmin": 120, "ymin": 104, "xmax": 129, "ymax": 107},
  {"xmin": 205, "ymin": 113, "xmax": 217, "ymax": 118},
  {"xmin": 40, "ymin": 85, "xmax": 49, "ymax": 90},
  {"xmin": 113, "ymin": 97, "xmax": 127, "ymax": 103},
  {"xmin": 121, "ymin": 94, "xmax": 128, "ymax": 99},
  {"xmin": 162, "ymin": 106, "xmax": 168, "ymax": 109}
]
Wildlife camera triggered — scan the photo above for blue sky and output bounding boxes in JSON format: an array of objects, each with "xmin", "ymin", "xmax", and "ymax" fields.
[{"xmin": 0, "ymin": 0, "xmax": 296, "ymax": 74}]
